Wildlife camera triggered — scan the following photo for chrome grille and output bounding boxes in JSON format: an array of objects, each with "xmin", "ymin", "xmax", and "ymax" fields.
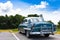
[{"xmin": 42, "ymin": 27, "xmax": 52, "ymax": 32}]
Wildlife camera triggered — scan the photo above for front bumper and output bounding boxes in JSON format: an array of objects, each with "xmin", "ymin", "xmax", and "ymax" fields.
[{"xmin": 30, "ymin": 32, "xmax": 54, "ymax": 35}]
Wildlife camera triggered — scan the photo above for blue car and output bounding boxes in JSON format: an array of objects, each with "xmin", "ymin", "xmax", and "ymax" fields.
[{"xmin": 18, "ymin": 15, "xmax": 56, "ymax": 38}]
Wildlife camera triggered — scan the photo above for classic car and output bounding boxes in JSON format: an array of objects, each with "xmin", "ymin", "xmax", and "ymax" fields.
[{"xmin": 18, "ymin": 15, "xmax": 56, "ymax": 38}]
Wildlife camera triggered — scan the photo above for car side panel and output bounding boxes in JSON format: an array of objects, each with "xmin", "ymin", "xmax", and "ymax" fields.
[{"xmin": 19, "ymin": 23, "xmax": 29, "ymax": 33}]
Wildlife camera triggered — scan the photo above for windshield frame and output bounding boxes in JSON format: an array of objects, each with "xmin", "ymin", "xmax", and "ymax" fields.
[{"xmin": 31, "ymin": 17, "xmax": 44, "ymax": 22}]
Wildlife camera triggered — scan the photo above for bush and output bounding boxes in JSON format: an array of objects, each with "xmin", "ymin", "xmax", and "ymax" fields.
[{"xmin": 0, "ymin": 14, "xmax": 25, "ymax": 29}]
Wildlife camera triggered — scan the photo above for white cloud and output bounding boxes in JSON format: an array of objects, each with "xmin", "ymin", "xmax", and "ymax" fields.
[
  {"xmin": 42, "ymin": 11, "xmax": 60, "ymax": 25},
  {"xmin": 0, "ymin": 1, "xmax": 60, "ymax": 24},
  {"xmin": 20, "ymin": 1, "xmax": 49, "ymax": 16},
  {"xmin": 0, "ymin": 1, "xmax": 49, "ymax": 16},
  {"xmin": 30, "ymin": 1, "xmax": 48, "ymax": 9},
  {"xmin": 0, "ymin": 1, "xmax": 21, "ymax": 16},
  {"xmin": 18, "ymin": 1, "xmax": 60, "ymax": 24},
  {"xmin": 0, "ymin": 1, "xmax": 13, "ymax": 11}
]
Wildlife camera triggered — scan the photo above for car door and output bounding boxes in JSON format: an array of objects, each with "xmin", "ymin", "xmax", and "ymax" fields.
[{"xmin": 20, "ymin": 19, "xmax": 28, "ymax": 33}]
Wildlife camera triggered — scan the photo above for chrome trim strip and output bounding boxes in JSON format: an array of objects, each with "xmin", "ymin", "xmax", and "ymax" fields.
[
  {"xmin": 30, "ymin": 32, "xmax": 53, "ymax": 34},
  {"xmin": 24, "ymin": 28, "xmax": 31, "ymax": 30}
]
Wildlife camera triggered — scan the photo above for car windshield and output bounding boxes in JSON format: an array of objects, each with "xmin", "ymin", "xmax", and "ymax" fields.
[{"xmin": 31, "ymin": 18, "xmax": 44, "ymax": 22}]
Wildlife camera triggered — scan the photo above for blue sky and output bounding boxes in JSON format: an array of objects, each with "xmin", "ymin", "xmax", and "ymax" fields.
[
  {"xmin": 0, "ymin": 0, "xmax": 60, "ymax": 10},
  {"xmin": 0, "ymin": 0, "xmax": 60, "ymax": 24}
]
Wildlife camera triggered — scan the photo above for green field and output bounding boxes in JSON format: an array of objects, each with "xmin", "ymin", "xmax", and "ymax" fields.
[
  {"xmin": 11, "ymin": 28, "xmax": 60, "ymax": 34},
  {"xmin": 0, "ymin": 28, "xmax": 60, "ymax": 34},
  {"xmin": 11, "ymin": 28, "xmax": 18, "ymax": 33}
]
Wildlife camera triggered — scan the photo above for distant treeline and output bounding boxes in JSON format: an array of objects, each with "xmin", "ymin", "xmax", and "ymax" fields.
[
  {"xmin": 0, "ymin": 14, "xmax": 25, "ymax": 29},
  {"xmin": 0, "ymin": 14, "xmax": 60, "ymax": 29}
]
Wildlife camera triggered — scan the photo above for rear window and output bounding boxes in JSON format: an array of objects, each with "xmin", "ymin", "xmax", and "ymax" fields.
[{"xmin": 31, "ymin": 18, "xmax": 43, "ymax": 22}]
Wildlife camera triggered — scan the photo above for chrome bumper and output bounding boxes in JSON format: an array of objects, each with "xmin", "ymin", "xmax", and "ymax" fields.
[{"xmin": 30, "ymin": 32, "xmax": 54, "ymax": 35}]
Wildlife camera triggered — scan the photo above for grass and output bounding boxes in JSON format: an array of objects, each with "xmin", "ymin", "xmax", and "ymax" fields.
[
  {"xmin": 0, "ymin": 28, "xmax": 18, "ymax": 33},
  {"xmin": 11, "ymin": 28, "xmax": 18, "ymax": 33},
  {"xmin": 0, "ymin": 28, "xmax": 60, "ymax": 34},
  {"xmin": 0, "ymin": 29, "xmax": 10, "ymax": 32},
  {"xmin": 55, "ymin": 28, "xmax": 60, "ymax": 34},
  {"xmin": 11, "ymin": 28, "xmax": 60, "ymax": 34},
  {"xmin": 57, "ymin": 29, "xmax": 60, "ymax": 31}
]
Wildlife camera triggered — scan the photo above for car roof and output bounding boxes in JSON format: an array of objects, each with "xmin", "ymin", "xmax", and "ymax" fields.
[{"xmin": 25, "ymin": 17, "xmax": 40, "ymax": 20}]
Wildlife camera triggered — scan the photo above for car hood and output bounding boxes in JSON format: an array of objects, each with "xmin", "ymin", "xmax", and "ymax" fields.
[
  {"xmin": 32, "ymin": 21, "xmax": 53, "ymax": 27},
  {"xmin": 33, "ymin": 21, "xmax": 52, "ymax": 24}
]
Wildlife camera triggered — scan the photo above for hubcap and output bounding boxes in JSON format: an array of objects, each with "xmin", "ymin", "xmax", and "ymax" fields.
[{"xmin": 26, "ymin": 32, "xmax": 29, "ymax": 37}]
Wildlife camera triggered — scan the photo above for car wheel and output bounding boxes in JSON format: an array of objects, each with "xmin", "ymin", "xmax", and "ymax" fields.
[
  {"xmin": 44, "ymin": 34, "xmax": 49, "ymax": 37},
  {"xmin": 26, "ymin": 31, "xmax": 30, "ymax": 38},
  {"xmin": 18, "ymin": 29, "xmax": 21, "ymax": 34}
]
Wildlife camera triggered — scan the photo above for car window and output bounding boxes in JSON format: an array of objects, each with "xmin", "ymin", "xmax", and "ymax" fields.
[
  {"xmin": 28, "ymin": 19, "xmax": 31, "ymax": 23},
  {"xmin": 31, "ymin": 18, "xmax": 43, "ymax": 22},
  {"xmin": 23, "ymin": 19, "xmax": 27, "ymax": 22}
]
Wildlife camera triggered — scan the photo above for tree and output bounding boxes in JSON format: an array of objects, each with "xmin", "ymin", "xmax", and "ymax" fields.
[
  {"xmin": 57, "ymin": 21, "xmax": 60, "ymax": 28},
  {"xmin": 14, "ymin": 14, "xmax": 23, "ymax": 27},
  {"xmin": 28, "ymin": 14, "xmax": 39, "ymax": 17},
  {"xmin": 0, "ymin": 16, "xmax": 6, "ymax": 29},
  {"xmin": 0, "ymin": 14, "xmax": 25, "ymax": 29},
  {"xmin": 47, "ymin": 20, "xmax": 54, "ymax": 24}
]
